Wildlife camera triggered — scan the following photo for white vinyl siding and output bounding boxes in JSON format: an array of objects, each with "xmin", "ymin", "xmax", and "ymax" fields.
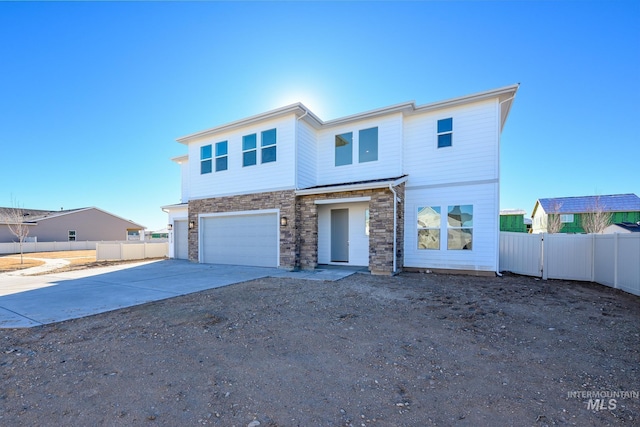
[
  {"xmin": 404, "ymin": 182, "xmax": 499, "ymax": 272},
  {"xmin": 186, "ymin": 115, "xmax": 297, "ymax": 199},
  {"xmin": 403, "ymin": 99, "xmax": 499, "ymax": 187},
  {"xmin": 316, "ymin": 114, "xmax": 403, "ymax": 186},
  {"xmin": 296, "ymin": 120, "xmax": 317, "ymax": 189}
]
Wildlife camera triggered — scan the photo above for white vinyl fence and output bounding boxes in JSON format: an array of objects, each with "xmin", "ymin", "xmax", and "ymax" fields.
[
  {"xmin": 500, "ymin": 232, "xmax": 640, "ymax": 296},
  {"xmin": 96, "ymin": 242, "xmax": 169, "ymax": 261},
  {"xmin": 0, "ymin": 240, "xmax": 100, "ymax": 254}
]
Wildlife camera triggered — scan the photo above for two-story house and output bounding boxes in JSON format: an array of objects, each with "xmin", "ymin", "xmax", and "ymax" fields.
[{"xmin": 162, "ymin": 84, "xmax": 519, "ymax": 275}]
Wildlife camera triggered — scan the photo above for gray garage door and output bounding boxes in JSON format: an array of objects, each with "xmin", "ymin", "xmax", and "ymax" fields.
[
  {"xmin": 201, "ymin": 213, "xmax": 278, "ymax": 267},
  {"xmin": 174, "ymin": 220, "xmax": 188, "ymax": 260}
]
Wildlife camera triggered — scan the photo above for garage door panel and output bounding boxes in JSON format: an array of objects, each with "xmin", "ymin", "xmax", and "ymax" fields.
[{"xmin": 202, "ymin": 213, "xmax": 278, "ymax": 267}]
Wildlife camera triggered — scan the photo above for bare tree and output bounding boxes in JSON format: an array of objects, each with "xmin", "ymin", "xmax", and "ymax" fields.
[
  {"xmin": 0, "ymin": 201, "xmax": 30, "ymax": 264},
  {"xmin": 582, "ymin": 196, "xmax": 612, "ymax": 234},
  {"xmin": 545, "ymin": 201, "xmax": 564, "ymax": 234}
]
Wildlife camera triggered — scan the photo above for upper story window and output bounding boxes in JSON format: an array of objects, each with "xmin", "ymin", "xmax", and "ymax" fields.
[
  {"xmin": 359, "ymin": 127, "xmax": 378, "ymax": 163},
  {"xmin": 201, "ymin": 144, "xmax": 212, "ymax": 174},
  {"xmin": 447, "ymin": 204, "xmax": 473, "ymax": 250},
  {"xmin": 335, "ymin": 132, "xmax": 353, "ymax": 166},
  {"xmin": 215, "ymin": 141, "xmax": 228, "ymax": 172},
  {"xmin": 242, "ymin": 134, "xmax": 257, "ymax": 167},
  {"xmin": 261, "ymin": 128, "xmax": 277, "ymax": 163},
  {"xmin": 437, "ymin": 118, "xmax": 453, "ymax": 148}
]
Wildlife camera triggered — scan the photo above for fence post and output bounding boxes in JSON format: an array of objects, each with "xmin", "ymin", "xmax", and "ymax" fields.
[
  {"xmin": 591, "ymin": 234, "xmax": 595, "ymax": 283},
  {"xmin": 613, "ymin": 233, "xmax": 619, "ymax": 289},
  {"xmin": 541, "ymin": 233, "xmax": 548, "ymax": 280}
]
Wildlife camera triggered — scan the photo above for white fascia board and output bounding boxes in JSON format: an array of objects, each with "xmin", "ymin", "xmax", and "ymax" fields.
[
  {"xmin": 295, "ymin": 176, "xmax": 408, "ymax": 196},
  {"xmin": 411, "ymin": 84, "xmax": 520, "ymax": 116},
  {"xmin": 161, "ymin": 203, "xmax": 189, "ymax": 212},
  {"xmin": 176, "ymin": 104, "xmax": 320, "ymax": 144},
  {"xmin": 171, "ymin": 155, "xmax": 188, "ymax": 164}
]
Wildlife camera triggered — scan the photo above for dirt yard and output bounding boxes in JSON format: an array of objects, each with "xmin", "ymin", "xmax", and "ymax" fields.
[{"xmin": 1, "ymin": 271, "xmax": 638, "ymax": 426}]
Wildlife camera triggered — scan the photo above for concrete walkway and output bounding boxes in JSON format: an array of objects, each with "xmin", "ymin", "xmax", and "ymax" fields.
[{"xmin": 0, "ymin": 260, "xmax": 361, "ymax": 328}]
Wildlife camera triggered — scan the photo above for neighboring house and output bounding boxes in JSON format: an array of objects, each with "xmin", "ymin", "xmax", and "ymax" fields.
[
  {"xmin": 603, "ymin": 222, "xmax": 640, "ymax": 234},
  {"xmin": 500, "ymin": 209, "xmax": 530, "ymax": 233},
  {"xmin": 531, "ymin": 194, "xmax": 640, "ymax": 234},
  {"xmin": 0, "ymin": 207, "xmax": 146, "ymax": 242},
  {"xmin": 163, "ymin": 84, "xmax": 519, "ymax": 275}
]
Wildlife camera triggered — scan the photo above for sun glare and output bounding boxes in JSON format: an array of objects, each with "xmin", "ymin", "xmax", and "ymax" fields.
[{"xmin": 273, "ymin": 90, "xmax": 327, "ymax": 119}]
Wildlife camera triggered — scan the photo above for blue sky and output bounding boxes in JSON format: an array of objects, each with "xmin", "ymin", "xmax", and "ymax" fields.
[{"xmin": 1, "ymin": 1, "xmax": 638, "ymax": 231}]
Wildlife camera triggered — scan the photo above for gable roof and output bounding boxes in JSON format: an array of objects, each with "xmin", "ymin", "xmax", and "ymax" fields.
[
  {"xmin": 0, "ymin": 207, "xmax": 146, "ymax": 229},
  {"xmin": 609, "ymin": 222, "xmax": 640, "ymax": 232},
  {"xmin": 534, "ymin": 193, "xmax": 640, "ymax": 215}
]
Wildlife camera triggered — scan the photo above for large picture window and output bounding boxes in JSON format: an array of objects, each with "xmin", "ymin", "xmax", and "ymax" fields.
[
  {"xmin": 215, "ymin": 141, "xmax": 228, "ymax": 172},
  {"xmin": 447, "ymin": 204, "xmax": 473, "ymax": 250},
  {"xmin": 200, "ymin": 144, "xmax": 212, "ymax": 174},
  {"xmin": 359, "ymin": 127, "xmax": 378, "ymax": 163},
  {"xmin": 417, "ymin": 206, "xmax": 441, "ymax": 250},
  {"xmin": 335, "ymin": 132, "xmax": 353, "ymax": 166},
  {"xmin": 261, "ymin": 128, "xmax": 277, "ymax": 163}
]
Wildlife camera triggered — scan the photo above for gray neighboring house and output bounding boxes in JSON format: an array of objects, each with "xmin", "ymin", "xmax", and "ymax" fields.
[{"xmin": 0, "ymin": 207, "xmax": 146, "ymax": 242}]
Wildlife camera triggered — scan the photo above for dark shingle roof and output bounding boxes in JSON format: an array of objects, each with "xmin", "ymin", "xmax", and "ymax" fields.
[{"xmin": 538, "ymin": 194, "xmax": 640, "ymax": 214}]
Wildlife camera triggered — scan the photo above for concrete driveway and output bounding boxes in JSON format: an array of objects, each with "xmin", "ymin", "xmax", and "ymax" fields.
[{"xmin": 0, "ymin": 260, "xmax": 358, "ymax": 328}]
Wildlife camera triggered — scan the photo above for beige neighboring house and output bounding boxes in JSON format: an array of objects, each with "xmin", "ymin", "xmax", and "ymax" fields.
[{"xmin": 0, "ymin": 207, "xmax": 146, "ymax": 243}]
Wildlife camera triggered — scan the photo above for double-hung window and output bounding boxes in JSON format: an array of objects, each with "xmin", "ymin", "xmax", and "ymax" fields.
[
  {"xmin": 261, "ymin": 129, "xmax": 277, "ymax": 163},
  {"xmin": 215, "ymin": 141, "xmax": 228, "ymax": 172},
  {"xmin": 437, "ymin": 118, "xmax": 453, "ymax": 148},
  {"xmin": 243, "ymin": 134, "xmax": 257, "ymax": 167},
  {"xmin": 335, "ymin": 132, "xmax": 353, "ymax": 166},
  {"xmin": 201, "ymin": 144, "xmax": 212, "ymax": 174},
  {"xmin": 417, "ymin": 206, "xmax": 441, "ymax": 250},
  {"xmin": 447, "ymin": 205, "xmax": 473, "ymax": 250},
  {"xmin": 359, "ymin": 127, "xmax": 378, "ymax": 163}
]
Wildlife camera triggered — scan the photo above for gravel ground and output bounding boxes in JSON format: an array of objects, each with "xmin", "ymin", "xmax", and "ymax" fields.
[{"xmin": 1, "ymin": 272, "xmax": 638, "ymax": 426}]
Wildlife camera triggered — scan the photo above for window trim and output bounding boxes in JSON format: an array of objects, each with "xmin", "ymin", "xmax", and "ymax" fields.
[
  {"xmin": 437, "ymin": 117, "xmax": 453, "ymax": 148},
  {"xmin": 358, "ymin": 127, "xmax": 378, "ymax": 163},
  {"xmin": 417, "ymin": 206, "xmax": 441, "ymax": 250},
  {"xmin": 335, "ymin": 131, "xmax": 353, "ymax": 166},
  {"xmin": 261, "ymin": 128, "xmax": 277, "ymax": 164},
  {"xmin": 447, "ymin": 204, "xmax": 473, "ymax": 250},
  {"xmin": 200, "ymin": 144, "xmax": 212, "ymax": 174},
  {"xmin": 242, "ymin": 133, "xmax": 257, "ymax": 167},
  {"xmin": 215, "ymin": 141, "xmax": 228, "ymax": 172}
]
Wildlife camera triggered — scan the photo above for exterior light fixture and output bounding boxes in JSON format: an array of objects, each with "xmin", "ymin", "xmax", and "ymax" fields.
[
  {"xmin": 167, "ymin": 224, "xmax": 173, "ymax": 230},
  {"xmin": 189, "ymin": 220, "xmax": 195, "ymax": 229},
  {"xmin": 280, "ymin": 217, "xmax": 288, "ymax": 227}
]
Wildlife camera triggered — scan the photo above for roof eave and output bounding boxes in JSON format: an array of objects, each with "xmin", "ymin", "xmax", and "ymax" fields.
[{"xmin": 295, "ymin": 176, "xmax": 408, "ymax": 196}]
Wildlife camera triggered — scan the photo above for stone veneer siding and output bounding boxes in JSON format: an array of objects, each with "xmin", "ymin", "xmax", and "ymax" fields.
[
  {"xmin": 188, "ymin": 190, "xmax": 297, "ymax": 269},
  {"xmin": 297, "ymin": 182, "xmax": 405, "ymax": 275},
  {"xmin": 188, "ymin": 183, "xmax": 404, "ymax": 275}
]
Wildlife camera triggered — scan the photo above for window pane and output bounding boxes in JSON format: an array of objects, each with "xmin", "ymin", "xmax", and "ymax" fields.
[
  {"xmin": 418, "ymin": 206, "xmax": 441, "ymax": 228},
  {"xmin": 335, "ymin": 132, "xmax": 353, "ymax": 166},
  {"xmin": 365, "ymin": 209, "xmax": 370, "ymax": 236},
  {"xmin": 359, "ymin": 127, "xmax": 378, "ymax": 163},
  {"xmin": 437, "ymin": 117, "xmax": 453, "ymax": 133},
  {"xmin": 261, "ymin": 128, "xmax": 276, "ymax": 146},
  {"xmin": 201, "ymin": 159, "xmax": 212, "ymax": 174},
  {"xmin": 243, "ymin": 150, "xmax": 256, "ymax": 167},
  {"xmin": 438, "ymin": 133, "xmax": 452, "ymax": 148},
  {"xmin": 215, "ymin": 156, "xmax": 227, "ymax": 172},
  {"xmin": 448, "ymin": 228, "xmax": 473, "ymax": 250},
  {"xmin": 243, "ymin": 134, "xmax": 256, "ymax": 150},
  {"xmin": 201, "ymin": 144, "xmax": 212, "ymax": 160},
  {"xmin": 448, "ymin": 205, "xmax": 473, "ymax": 227},
  {"xmin": 215, "ymin": 141, "xmax": 227, "ymax": 156},
  {"xmin": 418, "ymin": 229, "xmax": 440, "ymax": 250},
  {"xmin": 262, "ymin": 146, "xmax": 276, "ymax": 163}
]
